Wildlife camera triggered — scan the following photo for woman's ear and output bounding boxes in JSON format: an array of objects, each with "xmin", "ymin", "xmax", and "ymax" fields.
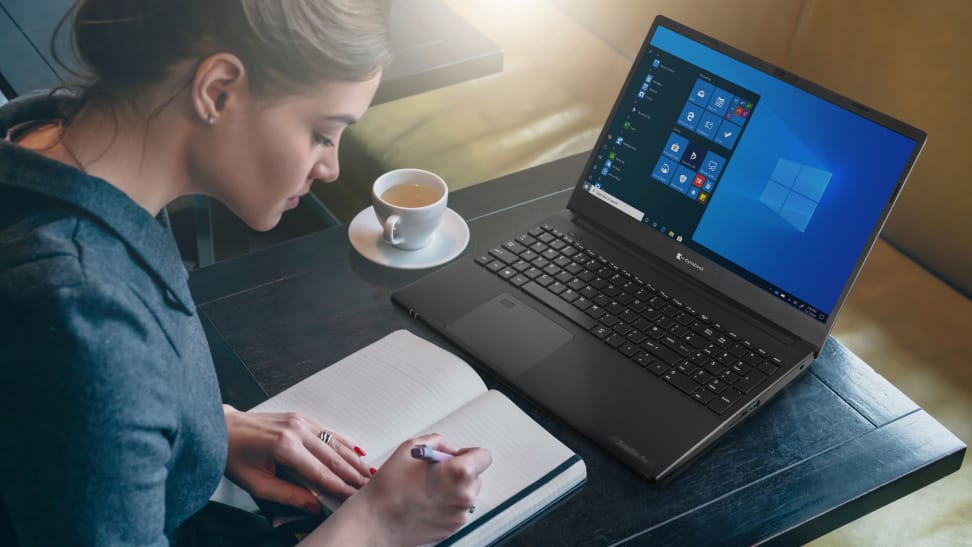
[{"xmin": 191, "ymin": 53, "xmax": 247, "ymax": 126}]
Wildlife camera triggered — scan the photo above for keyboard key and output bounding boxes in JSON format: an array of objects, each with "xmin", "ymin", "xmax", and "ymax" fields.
[
  {"xmin": 474, "ymin": 254, "xmax": 492, "ymax": 265},
  {"xmin": 676, "ymin": 362, "xmax": 698, "ymax": 377},
  {"xmin": 555, "ymin": 271, "xmax": 573, "ymax": 284},
  {"xmin": 486, "ymin": 260, "xmax": 504, "ymax": 272},
  {"xmin": 541, "ymin": 249, "xmax": 560, "ymax": 261},
  {"xmin": 718, "ymin": 369, "xmax": 740, "ymax": 384},
  {"xmin": 510, "ymin": 274, "xmax": 529, "ymax": 287},
  {"xmin": 599, "ymin": 314, "xmax": 619, "ymax": 327},
  {"xmin": 590, "ymin": 325, "xmax": 611, "ymax": 339},
  {"xmin": 613, "ymin": 322, "xmax": 633, "ymax": 336},
  {"xmin": 516, "ymin": 234, "xmax": 536, "ymax": 246},
  {"xmin": 619, "ymin": 343, "xmax": 640, "ymax": 357},
  {"xmin": 519, "ymin": 250, "xmax": 540, "ymax": 262},
  {"xmin": 535, "ymin": 274, "xmax": 554, "ymax": 287},
  {"xmin": 572, "ymin": 297, "xmax": 593, "ymax": 311},
  {"xmin": 567, "ymin": 279, "xmax": 586, "ymax": 291},
  {"xmin": 489, "ymin": 247, "xmax": 518, "ymax": 264},
  {"xmin": 663, "ymin": 371, "xmax": 699, "ymax": 395},
  {"xmin": 692, "ymin": 389, "xmax": 715, "ymax": 405},
  {"xmin": 642, "ymin": 339, "xmax": 683, "ymax": 366},
  {"xmin": 585, "ymin": 305, "xmax": 606, "ymax": 319},
  {"xmin": 625, "ymin": 331, "xmax": 646, "ymax": 344},
  {"xmin": 705, "ymin": 378, "xmax": 728, "ymax": 394},
  {"xmin": 547, "ymin": 282, "xmax": 566, "ymax": 295},
  {"xmin": 522, "ymin": 281, "xmax": 597, "ymax": 330},
  {"xmin": 721, "ymin": 388, "xmax": 743, "ymax": 405},
  {"xmin": 606, "ymin": 302, "xmax": 625, "ymax": 315},
  {"xmin": 511, "ymin": 260, "xmax": 531, "ymax": 272},
  {"xmin": 707, "ymin": 395, "xmax": 732, "ymax": 415},
  {"xmin": 559, "ymin": 289, "xmax": 580, "ymax": 303},
  {"xmin": 592, "ymin": 294, "xmax": 612, "ymax": 307},
  {"xmin": 543, "ymin": 264, "xmax": 562, "ymax": 276},
  {"xmin": 647, "ymin": 361, "xmax": 670, "ymax": 376},
  {"xmin": 523, "ymin": 267, "xmax": 542, "ymax": 280},
  {"xmin": 498, "ymin": 267, "xmax": 516, "ymax": 279},
  {"xmin": 633, "ymin": 351, "xmax": 655, "ymax": 368},
  {"xmin": 661, "ymin": 335, "xmax": 693, "ymax": 356},
  {"xmin": 565, "ymin": 262, "xmax": 584, "ymax": 275},
  {"xmin": 579, "ymin": 286, "xmax": 598, "ymax": 299},
  {"xmin": 503, "ymin": 240, "xmax": 528, "ymax": 255},
  {"xmin": 605, "ymin": 334, "xmax": 626, "ymax": 348},
  {"xmin": 735, "ymin": 371, "xmax": 767, "ymax": 393},
  {"xmin": 691, "ymin": 369, "xmax": 713, "ymax": 385}
]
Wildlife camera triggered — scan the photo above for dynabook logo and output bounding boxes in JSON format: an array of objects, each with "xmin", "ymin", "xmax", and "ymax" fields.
[{"xmin": 676, "ymin": 252, "xmax": 705, "ymax": 272}]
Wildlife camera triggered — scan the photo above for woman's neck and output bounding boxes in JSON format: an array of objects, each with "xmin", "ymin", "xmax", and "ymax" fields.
[{"xmin": 19, "ymin": 97, "xmax": 193, "ymax": 217}]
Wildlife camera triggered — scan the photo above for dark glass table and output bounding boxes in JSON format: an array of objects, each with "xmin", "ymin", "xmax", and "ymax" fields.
[{"xmin": 189, "ymin": 153, "xmax": 965, "ymax": 545}]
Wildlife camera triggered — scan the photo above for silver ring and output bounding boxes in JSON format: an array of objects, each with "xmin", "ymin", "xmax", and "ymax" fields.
[
  {"xmin": 468, "ymin": 505, "xmax": 476, "ymax": 514},
  {"xmin": 319, "ymin": 430, "xmax": 332, "ymax": 445}
]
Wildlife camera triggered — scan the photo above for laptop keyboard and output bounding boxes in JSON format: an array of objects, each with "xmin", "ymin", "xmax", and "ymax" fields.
[{"xmin": 474, "ymin": 223, "xmax": 785, "ymax": 416}]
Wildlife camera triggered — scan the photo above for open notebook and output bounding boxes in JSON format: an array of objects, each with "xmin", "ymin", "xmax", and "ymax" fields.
[{"xmin": 250, "ymin": 330, "xmax": 586, "ymax": 546}]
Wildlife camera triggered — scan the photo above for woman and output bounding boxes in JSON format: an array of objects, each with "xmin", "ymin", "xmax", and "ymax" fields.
[{"xmin": 0, "ymin": 1, "xmax": 491, "ymax": 545}]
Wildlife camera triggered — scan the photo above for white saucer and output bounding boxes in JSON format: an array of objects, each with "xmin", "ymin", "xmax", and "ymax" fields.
[{"xmin": 348, "ymin": 206, "xmax": 470, "ymax": 269}]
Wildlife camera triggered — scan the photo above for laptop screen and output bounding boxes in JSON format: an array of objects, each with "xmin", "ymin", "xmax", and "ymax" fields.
[{"xmin": 579, "ymin": 24, "xmax": 919, "ymax": 324}]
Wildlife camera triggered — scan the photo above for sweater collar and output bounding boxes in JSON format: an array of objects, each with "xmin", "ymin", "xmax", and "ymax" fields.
[{"xmin": 0, "ymin": 93, "xmax": 195, "ymax": 315}]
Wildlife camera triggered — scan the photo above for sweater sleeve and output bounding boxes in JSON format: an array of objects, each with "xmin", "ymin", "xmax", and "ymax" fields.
[{"xmin": 0, "ymin": 283, "xmax": 180, "ymax": 546}]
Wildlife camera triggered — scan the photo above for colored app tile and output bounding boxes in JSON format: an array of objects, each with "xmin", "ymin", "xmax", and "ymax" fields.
[
  {"xmin": 714, "ymin": 119, "xmax": 742, "ymax": 149},
  {"xmin": 680, "ymin": 141, "xmax": 706, "ymax": 170},
  {"xmin": 695, "ymin": 111, "xmax": 723, "ymax": 139},
  {"xmin": 688, "ymin": 79, "xmax": 716, "ymax": 107},
  {"xmin": 687, "ymin": 186, "xmax": 701, "ymax": 199},
  {"xmin": 662, "ymin": 132, "xmax": 689, "ymax": 161},
  {"xmin": 701, "ymin": 150, "xmax": 727, "ymax": 180},
  {"xmin": 670, "ymin": 165, "xmax": 696, "ymax": 194},
  {"xmin": 651, "ymin": 155, "xmax": 676, "ymax": 184},
  {"xmin": 676, "ymin": 101, "xmax": 703, "ymax": 131},
  {"xmin": 702, "ymin": 178, "xmax": 715, "ymax": 192},
  {"xmin": 698, "ymin": 192, "xmax": 709, "ymax": 203},
  {"xmin": 692, "ymin": 174, "xmax": 706, "ymax": 188},
  {"xmin": 707, "ymin": 87, "xmax": 733, "ymax": 116}
]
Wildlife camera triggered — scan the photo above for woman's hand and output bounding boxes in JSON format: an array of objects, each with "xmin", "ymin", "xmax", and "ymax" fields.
[
  {"xmin": 222, "ymin": 404, "xmax": 372, "ymax": 514},
  {"xmin": 303, "ymin": 433, "xmax": 492, "ymax": 546}
]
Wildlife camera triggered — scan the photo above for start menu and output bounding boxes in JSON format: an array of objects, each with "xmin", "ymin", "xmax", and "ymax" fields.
[{"xmin": 584, "ymin": 49, "xmax": 760, "ymax": 243}]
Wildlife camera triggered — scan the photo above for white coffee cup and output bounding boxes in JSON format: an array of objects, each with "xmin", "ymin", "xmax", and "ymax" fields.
[{"xmin": 372, "ymin": 168, "xmax": 448, "ymax": 251}]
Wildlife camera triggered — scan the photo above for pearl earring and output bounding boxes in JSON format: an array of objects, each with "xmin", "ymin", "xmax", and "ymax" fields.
[{"xmin": 207, "ymin": 115, "xmax": 215, "ymax": 126}]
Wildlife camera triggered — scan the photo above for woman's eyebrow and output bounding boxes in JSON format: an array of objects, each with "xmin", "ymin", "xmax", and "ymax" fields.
[{"xmin": 318, "ymin": 113, "xmax": 358, "ymax": 125}]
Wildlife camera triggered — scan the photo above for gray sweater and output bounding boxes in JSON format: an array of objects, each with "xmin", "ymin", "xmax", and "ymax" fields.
[{"xmin": 0, "ymin": 94, "xmax": 227, "ymax": 546}]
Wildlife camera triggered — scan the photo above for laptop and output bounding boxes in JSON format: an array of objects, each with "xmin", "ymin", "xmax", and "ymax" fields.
[{"xmin": 392, "ymin": 16, "xmax": 925, "ymax": 481}]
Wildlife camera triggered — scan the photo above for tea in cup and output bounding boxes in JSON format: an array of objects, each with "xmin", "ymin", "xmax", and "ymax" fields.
[{"xmin": 372, "ymin": 168, "xmax": 448, "ymax": 251}]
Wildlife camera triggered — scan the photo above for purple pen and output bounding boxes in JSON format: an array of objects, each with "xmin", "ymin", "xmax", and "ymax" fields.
[{"xmin": 410, "ymin": 444, "xmax": 454, "ymax": 463}]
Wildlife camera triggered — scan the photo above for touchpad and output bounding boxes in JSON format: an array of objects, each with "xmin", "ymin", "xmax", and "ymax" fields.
[{"xmin": 446, "ymin": 293, "xmax": 573, "ymax": 378}]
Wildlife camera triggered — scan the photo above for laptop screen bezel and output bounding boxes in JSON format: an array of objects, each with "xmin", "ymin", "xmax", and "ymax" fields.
[{"xmin": 566, "ymin": 15, "xmax": 926, "ymax": 350}]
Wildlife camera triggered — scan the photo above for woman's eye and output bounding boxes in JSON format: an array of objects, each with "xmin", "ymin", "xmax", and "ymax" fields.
[{"xmin": 313, "ymin": 133, "xmax": 334, "ymax": 148}]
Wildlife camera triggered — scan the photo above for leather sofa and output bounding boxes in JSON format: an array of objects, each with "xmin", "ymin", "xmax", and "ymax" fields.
[{"xmin": 316, "ymin": 2, "xmax": 971, "ymax": 540}]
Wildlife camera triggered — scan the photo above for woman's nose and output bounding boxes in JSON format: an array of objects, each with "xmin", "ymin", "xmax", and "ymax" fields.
[{"xmin": 311, "ymin": 160, "xmax": 339, "ymax": 183}]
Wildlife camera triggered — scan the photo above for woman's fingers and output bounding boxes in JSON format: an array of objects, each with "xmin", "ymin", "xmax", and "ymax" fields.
[{"xmin": 301, "ymin": 420, "xmax": 373, "ymax": 483}]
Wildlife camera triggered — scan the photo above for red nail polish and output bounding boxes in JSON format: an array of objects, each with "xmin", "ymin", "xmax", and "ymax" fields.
[
  {"xmin": 354, "ymin": 446, "xmax": 367, "ymax": 457},
  {"xmin": 304, "ymin": 502, "xmax": 321, "ymax": 515},
  {"xmin": 370, "ymin": 467, "xmax": 377, "ymax": 476}
]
